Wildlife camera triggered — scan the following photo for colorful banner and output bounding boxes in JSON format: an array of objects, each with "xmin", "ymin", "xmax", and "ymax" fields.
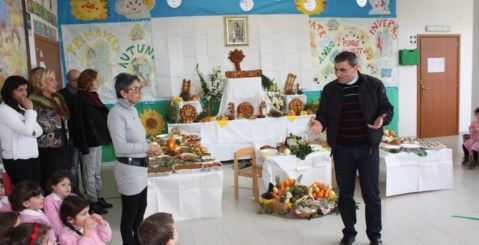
[
  {"xmin": 309, "ymin": 18, "xmax": 398, "ymax": 89},
  {"xmin": 61, "ymin": 21, "xmax": 157, "ymax": 103},
  {"xmin": 0, "ymin": 0, "xmax": 29, "ymax": 88},
  {"xmin": 58, "ymin": 0, "xmax": 396, "ymax": 25}
]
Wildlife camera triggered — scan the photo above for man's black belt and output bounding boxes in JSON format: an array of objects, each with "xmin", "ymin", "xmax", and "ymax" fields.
[{"xmin": 116, "ymin": 157, "xmax": 148, "ymax": 167}]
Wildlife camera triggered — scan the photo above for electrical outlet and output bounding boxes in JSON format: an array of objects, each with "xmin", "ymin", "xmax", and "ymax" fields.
[{"xmin": 410, "ymin": 36, "xmax": 417, "ymax": 44}]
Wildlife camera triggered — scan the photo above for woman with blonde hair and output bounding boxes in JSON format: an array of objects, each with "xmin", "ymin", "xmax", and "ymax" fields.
[
  {"xmin": 29, "ymin": 68, "xmax": 70, "ymax": 191},
  {"xmin": 71, "ymin": 69, "xmax": 112, "ymax": 214}
]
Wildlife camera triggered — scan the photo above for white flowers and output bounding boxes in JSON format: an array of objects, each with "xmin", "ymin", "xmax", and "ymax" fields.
[
  {"xmin": 267, "ymin": 82, "xmax": 284, "ymax": 110},
  {"xmin": 196, "ymin": 64, "xmax": 226, "ymax": 103}
]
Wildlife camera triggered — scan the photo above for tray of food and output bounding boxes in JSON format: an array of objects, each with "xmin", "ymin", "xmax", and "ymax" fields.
[
  {"xmin": 148, "ymin": 166, "xmax": 173, "ymax": 177},
  {"xmin": 201, "ymin": 154, "xmax": 215, "ymax": 162},
  {"xmin": 202, "ymin": 162, "xmax": 222, "ymax": 172},
  {"xmin": 181, "ymin": 153, "xmax": 200, "ymax": 162},
  {"xmin": 380, "ymin": 143, "xmax": 402, "ymax": 153},
  {"xmin": 173, "ymin": 163, "xmax": 203, "ymax": 174},
  {"xmin": 419, "ymin": 141, "xmax": 446, "ymax": 150}
]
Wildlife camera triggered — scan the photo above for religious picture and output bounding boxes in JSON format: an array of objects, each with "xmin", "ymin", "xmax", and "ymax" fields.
[{"xmin": 224, "ymin": 16, "xmax": 248, "ymax": 46}]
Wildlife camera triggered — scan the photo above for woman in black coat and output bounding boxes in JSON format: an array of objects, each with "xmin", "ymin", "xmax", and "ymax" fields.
[{"xmin": 72, "ymin": 69, "xmax": 113, "ymax": 214}]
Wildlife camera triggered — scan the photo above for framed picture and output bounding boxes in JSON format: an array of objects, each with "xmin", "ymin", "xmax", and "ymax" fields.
[{"xmin": 224, "ymin": 16, "xmax": 248, "ymax": 46}]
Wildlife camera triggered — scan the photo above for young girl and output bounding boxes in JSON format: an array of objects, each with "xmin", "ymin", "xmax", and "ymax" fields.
[
  {"xmin": 0, "ymin": 212, "xmax": 20, "ymax": 234},
  {"xmin": 0, "ymin": 178, "xmax": 12, "ymax": 212},
  {"xmin": 463, "ymin": 107, "xmax": 479, "ymax": 169},
  {"xmin": 137, "ymin": 212, "xmax": 178, "ymax": 245},
  {"xmin": 44, "ymin": 170, "xmax": 74, "ymax": 238},
  {"xmin": 8, "ymin": 181, "xmax": 56, "ymax": 244},
  {"xmin": 59, "ymin": 195, "xmax": 112, "ymax": 244},
  {"xmin": 0, "ymin": 222, "xmax": 53, "ymax": 245}
]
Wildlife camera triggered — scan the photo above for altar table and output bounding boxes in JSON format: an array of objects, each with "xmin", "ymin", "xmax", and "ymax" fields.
[
  {"xmin": 168, "ymin": 115, "xmax": 317, "ymax": 161},
  {"xmin": 145, "ymin": 170, "xmax": 223, "ymax": 221},
  {"xmin": 258, "ymin": 151, "xmax": 332, "ymax": 194},
  {"xmin": 382, "ymin": 148, "xmax": 453, "ymax": 196}
]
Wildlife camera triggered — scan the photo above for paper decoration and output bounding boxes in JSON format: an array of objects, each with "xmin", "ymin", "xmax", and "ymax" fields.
[
  {"xmin": 295, "ymin": 0, "xmax": 326, "ymax": 15},
  {"xmin": 70, "ymin": 0, "xmax": 109, "ymax": 20},
  {"xmin": 240, "ymin": 0, "xmax": 254, "ymax": 12},
  {"xmin": 61, "ymin": 21, "xmax": 157, "ymax": 103},
  {"xmin": 115, "ymin": 0, "xmax": 155, "ymax": 19},
  {"xmin": 167, "ymin": 0, "xmax": 182, "ymax": 8},
  {"xmin": 309, "ymin": 18, "xmax": 398, "ymax": 88}
]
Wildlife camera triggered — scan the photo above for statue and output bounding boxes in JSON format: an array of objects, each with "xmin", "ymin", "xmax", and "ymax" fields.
[
  {"xmin": 180, "ymin": 79, "xmax": 191, "ymax": 101},
  {"xmin": 284, "ymin": 73, "xmax": 297, "ymax": 95},
  {"xmin": 228, "ymin": 102, "xmax": 235, "ymax": 120}
]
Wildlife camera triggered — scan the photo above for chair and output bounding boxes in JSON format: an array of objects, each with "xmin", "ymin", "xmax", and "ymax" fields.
[{"xmin": 234, "ymin": 147, "xmax": 262, "ymax": 202}]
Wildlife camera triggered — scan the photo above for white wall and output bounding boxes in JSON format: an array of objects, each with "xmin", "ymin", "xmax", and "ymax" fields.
[
  {"xmin": 397, "ymin": 0, "xmax": 473, "ymax": 136},
  {"xmin": 473, "ymin": 1, "xmax": 479, "ymax": 113},
  {"xmin": 152, "ymin": 15, "xmax": 312, "ymax": 98}
]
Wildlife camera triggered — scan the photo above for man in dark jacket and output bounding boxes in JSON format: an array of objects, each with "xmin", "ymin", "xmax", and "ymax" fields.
[
  {"xmin": 58, "ymin": 69, "xmax": 83, "ymax": 196},
  {"xmin": 311, "ymin": 51, "xmax": 393, "ymax": 245}
]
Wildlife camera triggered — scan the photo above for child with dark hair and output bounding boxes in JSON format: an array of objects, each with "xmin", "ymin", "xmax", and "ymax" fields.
[
  {"xmin": 0, "ymin": 177, "xmax": 12, "ymax": 212},
  {"xmin": 0, "ymin": 212, "xmax": 20, "ymax": 235},
  {"xmin": 0, "ymin": 222, "xmax": 51, "ymax": 245},
  {"xmin": 44, "ymin": 170, "xmax": 75, "ymax": 238},
  {"xmin": 463, "ymin": 107, "xmax": 479, "ymax": 169},
  {"xmin": 8, "ymin": 181, "xmax": 55, "ymax": 243},
  {"xmin": 137, "ymin": 212, "xmax": 178, "ymax": 245},
  {"xmin": 59, "ymin": 195, "xmax": 111, "ymax": 244}
]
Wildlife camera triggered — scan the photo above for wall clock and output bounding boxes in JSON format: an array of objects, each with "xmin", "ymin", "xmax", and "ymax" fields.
[
  {"xmin": 167, "ymin": 0, "xmax": 182, "ymax": 8},
  {"xmin": 240, "ymin": 0, "xmax": 254, "ymax": 12}
]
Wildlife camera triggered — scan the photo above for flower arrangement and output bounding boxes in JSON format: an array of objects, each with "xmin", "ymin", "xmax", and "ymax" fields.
[
  {"xmin": 267, "ymin": 82, "xmax": 285, "ymax": 110},
  {"xmin": 167, "ymin": 97, "xmax": 184, "ymax": 123},
  {"xmin": 196, "ymin": 64, "xmax": 226, "ymax": 115}
]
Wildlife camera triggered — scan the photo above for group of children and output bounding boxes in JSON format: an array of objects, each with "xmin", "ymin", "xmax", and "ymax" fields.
[{"xmin": 0, "ymin": 170, "xmax": 178, "ymax": 245}]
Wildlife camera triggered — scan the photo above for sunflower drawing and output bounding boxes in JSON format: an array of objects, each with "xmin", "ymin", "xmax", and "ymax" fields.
[{"xmin": 140, "ymin": 109, "xmax": 165, "ymax": 137}]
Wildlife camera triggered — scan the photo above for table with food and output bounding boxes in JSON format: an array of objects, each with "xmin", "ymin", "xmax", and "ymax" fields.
[
  {"xmin": 379, "ymin": 130, "xmax": 453, "ymax": 196},
  {"xmin": 168, "ymin": 115, "xmax": 319, "ymax": 161},
  {"xmin": 144, "ymin": 128, "xmax": 223, "ymax": 221}
]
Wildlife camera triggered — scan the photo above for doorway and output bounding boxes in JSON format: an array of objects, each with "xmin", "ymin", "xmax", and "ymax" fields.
[{"xmin": 417, "ymin": 35, "xmax": 460, "ymax": 138}]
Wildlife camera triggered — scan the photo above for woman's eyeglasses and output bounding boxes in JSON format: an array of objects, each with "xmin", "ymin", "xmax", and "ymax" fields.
[{"xmin": 128, "ymin": 86, "xmax": 142, "ymax": 93}]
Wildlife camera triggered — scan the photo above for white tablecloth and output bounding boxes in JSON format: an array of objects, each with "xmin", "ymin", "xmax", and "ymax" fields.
[
  {"xmin": 259, "ymin": 151, "xmax": 332, "ymax": 193},
  {"xmin": 217, "ymin": 77, "xmax": 271, "ymax": 117},
  {"xmin": 382, "ymin": 148, "xmax": 453, "ymax": 196},
  {"xmin": 168, "ymin": 115, "xmax": 317, "ymax": 161},
  {"xmin": 145, "ymin": 170, "xmax": 223, "ymax": 221}
]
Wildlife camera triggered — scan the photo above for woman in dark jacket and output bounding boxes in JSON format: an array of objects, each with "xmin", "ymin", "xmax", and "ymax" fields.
[{"xmin": 72, "ymin": 69, "xmax": 112, "ymax": 214}]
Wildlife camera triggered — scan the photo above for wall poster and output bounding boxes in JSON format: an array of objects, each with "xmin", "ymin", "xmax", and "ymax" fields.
[
  {"xmin": 61, "ymin": 21, "xmax": 157, "ymax": 103},
  {"xmin": 0, "ymin": 0, "xmax": 29, "ymax": 88},
  {"xmin": 309, "ymin": 18, "xmax": 398, "ymax": 89}
]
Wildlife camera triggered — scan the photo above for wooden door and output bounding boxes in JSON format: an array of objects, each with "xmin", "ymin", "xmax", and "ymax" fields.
[
  {"xmin": 417, "ymin": 35, "xmax": 460, "ymax": 138},
  {"xmin": 34, "ymin": 34, "xmax": 63, "ymax": 89}
]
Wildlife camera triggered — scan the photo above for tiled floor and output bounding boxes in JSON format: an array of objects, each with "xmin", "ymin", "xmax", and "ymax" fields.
[{"xmin": 101, "ymin": 135, "xmax": 479, "ymax": 245}]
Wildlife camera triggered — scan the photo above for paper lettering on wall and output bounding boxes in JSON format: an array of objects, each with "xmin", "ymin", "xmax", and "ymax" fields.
[
  {"xmin": 368, "ymin": 0, "xmax": 391, "ymax": 15},
  {"xmin": 427, "ymin": 58, "xmax": 445, "ymax": 73},
  {"xmin": 62, "ymin": 22, "xmax": 157, "ymax": 103},
  {"xmin": 309, "ymin": 18, "xmax": 398, "ymax": 88},
  {"xmin": 115, "ymin": 0, "xmax": 155, "ymax": 19},
  {"xmin": 70, "ymin": 0, "xmax": 109, "ymax": 20},
  {"xmin": 240, "ymin": 0, "xmax": 254, "ymax": 12}
]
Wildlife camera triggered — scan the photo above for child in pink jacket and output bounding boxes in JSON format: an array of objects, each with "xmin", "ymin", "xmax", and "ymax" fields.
[
  {"xmin": 59, "ymin": 195, "xmax": 112, "ymax": 245},
  {"xmin": 44, "ymin": 170, "xmax": 75, "ymax": 238},
  {"xmin": 0, "ymin": 177, "xmax": 12, "ymax": 212},
  {"xmin": 9, "ymin": 181, "xmax": 56, "ymax": 244},
  {"xmin": 463, "ymin": 107, "xmax": 479, "ymax": 169}
]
